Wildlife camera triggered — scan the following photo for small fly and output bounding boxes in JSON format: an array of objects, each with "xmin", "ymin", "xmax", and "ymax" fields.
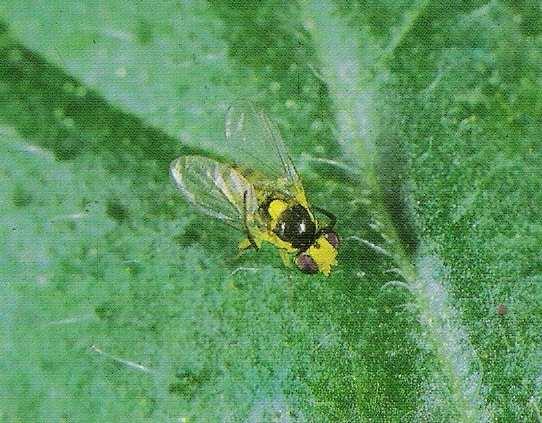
[{"xmin": 170, "ymin": 101, "xmax": 339, "ymax": 275}]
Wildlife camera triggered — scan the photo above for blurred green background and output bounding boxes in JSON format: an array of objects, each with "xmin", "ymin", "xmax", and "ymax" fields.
[{"xmin": 1, "ymin": 1, "xmax": 541, "ymax": 422}]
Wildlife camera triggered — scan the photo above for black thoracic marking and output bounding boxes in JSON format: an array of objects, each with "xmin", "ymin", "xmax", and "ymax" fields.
[{"xmin": 274, "ymin": 204, "xmax": 316, "ymax": 250}]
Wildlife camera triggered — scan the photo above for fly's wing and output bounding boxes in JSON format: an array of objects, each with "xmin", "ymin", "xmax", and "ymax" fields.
[
  {"xmin": 170, "ymin": 156, "xmax": 259, "ymax": 230},
  {"xmin": 224, "ymin": 101, "xmax": 307, "ymax": 203}
]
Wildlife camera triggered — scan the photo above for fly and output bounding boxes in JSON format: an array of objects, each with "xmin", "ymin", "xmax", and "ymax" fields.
[{"xmin": 170, "ymin": 101, "xmax": 339, "ymax": 275}]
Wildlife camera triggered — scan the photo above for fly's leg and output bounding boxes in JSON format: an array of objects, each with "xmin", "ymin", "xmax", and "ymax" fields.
[
  {"xmin": 232, "ymin": 238, "xmax": 252, "ymax": 262},
  {"xmin": 243, "ymin": 190, "xmax": 259, "ymax": 251},
  {"xmin": 279, "ymin": 249, "xmax": 292, "ymax": 268},
  {"xmin": 314, "ymin": 206, "xmax": 337, "ymax": 228}
]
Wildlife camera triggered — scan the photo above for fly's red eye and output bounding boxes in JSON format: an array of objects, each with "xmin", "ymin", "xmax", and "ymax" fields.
[
  {"xmin": 324, "ymin": 231, "xmax": 340, "ymax": 249},
  {"xmin": 296, "ymin": 253, "xmax": 318, "ymax": 274}
]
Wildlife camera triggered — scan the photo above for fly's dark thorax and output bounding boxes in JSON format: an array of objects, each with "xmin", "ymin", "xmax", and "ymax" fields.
[{"xmin": 271, "ymin": 203, "xmax": 316, "ymax": 251}]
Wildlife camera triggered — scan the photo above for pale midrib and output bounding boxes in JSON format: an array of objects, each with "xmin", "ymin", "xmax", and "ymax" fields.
[{"xmin": 301, "ymin": 0, "xmax": 490, "ymax": 421}]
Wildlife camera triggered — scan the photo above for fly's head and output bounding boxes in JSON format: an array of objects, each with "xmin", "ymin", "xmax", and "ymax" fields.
[{"xmin": 295, "ymin": 228, "xmax": 340, "ymax": 276}]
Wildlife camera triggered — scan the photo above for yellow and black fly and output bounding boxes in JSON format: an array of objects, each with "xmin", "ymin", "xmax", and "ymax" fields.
[{"xmin": 170, "ymin": 101, "xmax": 339, "ymax": 275}]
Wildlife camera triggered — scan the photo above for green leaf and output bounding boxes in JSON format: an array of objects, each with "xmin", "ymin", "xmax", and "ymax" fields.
[{"xmin": 1, "ymin": 0, "xmax": 541, "ymax": 421}]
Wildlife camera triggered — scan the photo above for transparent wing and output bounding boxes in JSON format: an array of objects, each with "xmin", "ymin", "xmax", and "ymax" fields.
[
  {"xmin": 224, "ymin": 101, "xmax": 301, "ymax": 191},
  {"xmin": 170, "ymin": 156, "xmax": 258, "ymax": 230}
]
